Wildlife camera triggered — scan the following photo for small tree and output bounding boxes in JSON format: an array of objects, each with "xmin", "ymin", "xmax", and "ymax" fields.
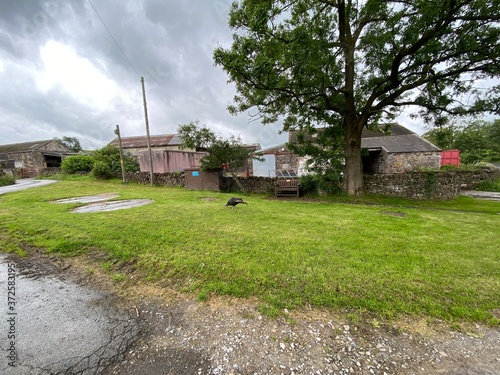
[
  {"xmin": 178, "ymin": 121, "xmax": 258, "ymax": 194},
  {"xmin": 91, "ymin": 145, "xmax": 139, "ymax": 179},
  {"xmin": 55, "ymin": 136, "xmax": 83, "ymax": 153}
]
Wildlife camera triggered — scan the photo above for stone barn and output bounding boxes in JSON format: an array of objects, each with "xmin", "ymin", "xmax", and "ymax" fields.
[
  {"xmin": 255, "ymin": 124, "xmax": 441, "ymax": 176},
  {"xmin": 0, "ymin": 139, "xmax": 74, "ymax": 177},
  {"xmin": 361, "ymin": 124, "xmax": 441, "ymax": 173}
]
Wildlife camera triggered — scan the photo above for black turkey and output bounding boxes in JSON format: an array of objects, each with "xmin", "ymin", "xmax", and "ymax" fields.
[{"xmin": 224, "ymin": 197, "xmax": 248, "ymax": 209}]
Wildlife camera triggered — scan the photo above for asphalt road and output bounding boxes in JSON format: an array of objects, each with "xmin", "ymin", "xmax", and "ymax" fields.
[
  {"xmin": 0, "ymin": 179, "xmax": 58, "ymax": 195},
  {"xmin": 0, "ymin": 254, "xmax": 139, "ymax": 375}
]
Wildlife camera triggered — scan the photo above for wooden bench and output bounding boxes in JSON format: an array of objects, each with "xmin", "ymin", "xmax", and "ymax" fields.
[{"xmin": 275, "ymin": 179, "xmax": 300, "ymax": 198}]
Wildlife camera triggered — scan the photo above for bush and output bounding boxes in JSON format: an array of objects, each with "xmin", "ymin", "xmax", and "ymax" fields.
[
  {"xmin": 476, "ymin": 179, "xmax": 500, "ymax": 192},
  {"xmin": 92, "ymin": 161, "xmax": 114, "ymax": 180},
  {"xmin": 92, "ymin": 145, "xmax": 139, "ymax": 176},
  {"xmin": 61, "ymin": 155, "xmax": 95, "ymax": 174},
  {"xmin": 299, "ymin": 169, "xmax": 343, "ymax": 196},
  {"xmin": 299, "ymin": 174, "xmax": 319, "ymax": 195},
  {"xmin": 0, "ymin": 175, "xmax": 16, "ymax": 187}
]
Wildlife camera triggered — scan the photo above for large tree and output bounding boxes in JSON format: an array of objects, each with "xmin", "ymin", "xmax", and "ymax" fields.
[{"xmin": 214, "ymin": 0, "xmax": 500, "ymax": 195}]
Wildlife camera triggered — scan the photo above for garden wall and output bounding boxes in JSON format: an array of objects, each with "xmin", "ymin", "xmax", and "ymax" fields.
[
  {"xmin": 125, "ymin": 171, "xmax": 186, "ymax": 186},
  {"xmin": 124, "ymin": 169, "xmax": 499, "ymax": 200},
  {"xmin": 363, "ymin": 169, "xmax": 500, "ymax": 199}
]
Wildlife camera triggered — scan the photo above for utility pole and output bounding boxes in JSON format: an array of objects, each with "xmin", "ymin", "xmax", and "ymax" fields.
[
  {"xmin": 114, "ymin": 124, "xmax": 127, "ymax": 183},
  {"xmin": 141, "ymin": 76, "xmax": 154, "ymax": 186}
]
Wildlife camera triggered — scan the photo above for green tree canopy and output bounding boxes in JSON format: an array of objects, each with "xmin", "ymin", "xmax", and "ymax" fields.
[
  {"xmin": 214, "ymin": 0, "xmax": 500, "ymax": 195},
  {"xmin": 55, "ymin": 136, "xmax": 83, "ymax": 153},
  {"xmin": 423, "ymin": 119, "xmax": 500, "ymax": 163}
]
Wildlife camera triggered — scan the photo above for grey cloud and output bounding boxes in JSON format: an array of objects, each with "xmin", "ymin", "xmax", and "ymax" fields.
[{"xmin": 0, "ymin": 0, "xmax": 286, "ymax": 150}]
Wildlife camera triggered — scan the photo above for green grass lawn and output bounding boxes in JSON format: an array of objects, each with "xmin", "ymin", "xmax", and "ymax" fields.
[{"xmin": 1, "ymin": 176, "xmax": 499, "ymax": 324}]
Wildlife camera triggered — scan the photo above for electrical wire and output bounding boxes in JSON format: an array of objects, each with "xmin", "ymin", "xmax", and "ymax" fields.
[{"xmin": 87, "ymin": 0, "xmax": 141, "ymax": 77}]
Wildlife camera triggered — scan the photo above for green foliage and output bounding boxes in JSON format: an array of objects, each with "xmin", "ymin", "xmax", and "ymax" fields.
[
  {"xmin": 91, "ymin": 145, "xmax": 139, "ymax": 179},
  {"xmin": 423, "ymin": 119, "xmax": 500, "ymax": 164},
  {"xmin": 54, "ymin": 136, "xmax": 83, "ymax": 152},
  {"xmin": 178, "ymin": 121, "xmax": 253, "ymax": 172},
  {"xmin": 476, "ymin": 179, "xmax": 500, "ymax": 192},
  {"xmin": 422, "ymin": 126, "xmax": 455, "ymax": 149},
  {"xmin": 61, "ymin": 155, "xmax": 95, "ymax": 174},
  {"xmin": 423, "ymin": 172, "xmax": 438, "ymax": 197},
  {"xmin": 91, "ymin": 161, "xmax": 114, "ymax": 180},
  {"xmin": 214, "ymin": 1, "xmax": 500, "ymax": 194},
  {"xmin": 0, "ymin": 174, "xmax": 16, "ymax": 187},
  {"xmin": 178, "ymin": 122, "xmax": 260, "ymax": 193}
]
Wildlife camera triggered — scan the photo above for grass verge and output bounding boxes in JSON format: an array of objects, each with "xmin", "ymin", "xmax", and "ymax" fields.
[{"xmin": 0, "ymin": 176, "xmax": 499, "ymax": 324}]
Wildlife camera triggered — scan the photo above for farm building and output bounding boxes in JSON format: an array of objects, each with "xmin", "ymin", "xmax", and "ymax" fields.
[
  {"xmin": 0, "ymin": 139, "xmax": 74, "ymax": 177},
  {"xmin": 108, "ymin": 134, "xmax": 187, "ymax": 156},
  {"xmin": 136, "ymin": 140, "xmax": 261, "ymax": 175},
  {"xmin": 138, "ymin": 149, "xmax": 206, "ymax": 173},
  {"xmin": 253, "ymin": 124, "xmax": 441, "ymax": 176}
]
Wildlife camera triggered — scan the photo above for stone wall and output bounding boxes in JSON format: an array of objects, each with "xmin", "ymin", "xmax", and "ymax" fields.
[
  {"xmin": 224, "ymin": 176, "xmax": 278, "ymax": 194},
  {"xmin": 383, "ymin": 151, "xmax": 442, "ymax": 173},
  {"xmin": 125, "ymin": 171, "xmax": 186, "ymax": 186},
  {"xmin": 364, "ymin": 169, "xmax": 500, "ymax": 199},
  {"xmin": 122, "ymin": 169, "xmax": 499, "ymax": 200}
]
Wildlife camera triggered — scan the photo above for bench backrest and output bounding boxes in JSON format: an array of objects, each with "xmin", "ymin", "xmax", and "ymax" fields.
[{"xmin": 276, "ymin": 179, "xmax": 300, "ymax": 187}]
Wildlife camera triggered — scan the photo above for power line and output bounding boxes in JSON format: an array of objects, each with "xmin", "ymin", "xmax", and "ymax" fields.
[{"xmin": 87, "ymin": 0, "xmax": 140, "ymax": 77}]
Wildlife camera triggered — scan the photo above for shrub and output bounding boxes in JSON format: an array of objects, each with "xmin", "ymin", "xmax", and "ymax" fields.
[
  {"xmin": 92, "ymin": 161, "xmax": 114, "ymax": 180},
  {"xmin": 61, "ymin": 155, "xmax": 95, "ymax": 174},
  {"xmin": 299, "ymin": 169, "xmax": 343, "ymax": 196},
  {"xmin": 299, "ymin": 174, "xmax": 319, "ymax": 195},
  {"xmin": 476, "ymin": 179, "xmax": 500, "ymax": 192},
  {"xmin": 0, "ymin": 175, "xmax": 16, "ymax": 187},
  {"xmin": 92, "ymin": 145, "xmax": 139, "ymax": 176}
]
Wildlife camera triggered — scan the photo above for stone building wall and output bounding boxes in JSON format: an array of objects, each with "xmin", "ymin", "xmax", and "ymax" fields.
[{"xmin": 383, "ymin": 151, "xmax": 442, "ymax": 173}]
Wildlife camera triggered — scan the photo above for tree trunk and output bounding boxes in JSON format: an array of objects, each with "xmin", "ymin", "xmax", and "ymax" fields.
[{"xmin": 344, "ymin": 120, "xmax": 364, "ymax": 196}]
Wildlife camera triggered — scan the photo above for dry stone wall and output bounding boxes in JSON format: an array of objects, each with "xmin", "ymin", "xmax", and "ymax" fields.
[{"xmin": 119, "ymin": 169, "xmax": 498, "ymax": 200}]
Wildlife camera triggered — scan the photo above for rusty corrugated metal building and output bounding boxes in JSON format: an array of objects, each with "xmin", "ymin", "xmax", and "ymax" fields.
[
  {"xmin": 108, "ymin": 134, "xmax": 190, "ymax": 156},
  {"xmin": 138, "ymin": 150, "xmax": 206, "ymax": 173}
]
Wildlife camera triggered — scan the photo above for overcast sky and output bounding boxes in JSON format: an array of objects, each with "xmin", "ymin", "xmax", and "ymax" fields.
[{"xmin": 0, "ymin": 0, "xmax": 475, "ymax": 150}]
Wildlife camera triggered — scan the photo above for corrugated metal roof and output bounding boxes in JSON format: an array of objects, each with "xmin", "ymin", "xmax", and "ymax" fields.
[
  {"xmin": 109, "ymin": 134, "xmax": 181, "ymax": 149},
  {"xmin": 0, "ymin": 140, "xmax": 54, "ymax": 153}
]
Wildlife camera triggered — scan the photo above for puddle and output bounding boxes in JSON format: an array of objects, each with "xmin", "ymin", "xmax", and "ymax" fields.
[{"xmin": 72, "ymin": 199, "xmax": 153, "ymax": 213}]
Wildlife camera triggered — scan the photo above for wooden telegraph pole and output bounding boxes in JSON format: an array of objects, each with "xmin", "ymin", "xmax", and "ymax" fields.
[
  {"xmin": 141, "ymin": 76, "xmax": 154, "ymax": 186},
  {"xmin": 114, "ymin": 124, "xmax": 127, "ymax": 183}
]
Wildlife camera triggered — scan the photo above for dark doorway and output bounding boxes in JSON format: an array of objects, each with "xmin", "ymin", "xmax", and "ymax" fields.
[{"xmin": 362, "ymin": 149, "xmax": 382, "ymax": 174}]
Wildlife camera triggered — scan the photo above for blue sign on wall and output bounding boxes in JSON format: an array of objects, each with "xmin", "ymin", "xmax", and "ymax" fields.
[{"xmin": 192, "ymin": 171, "xmax": 199, "ymax": 177}]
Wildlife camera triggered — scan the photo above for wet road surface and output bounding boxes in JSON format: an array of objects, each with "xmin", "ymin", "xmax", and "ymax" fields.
[
  {"xmin": 0, "ymin": 179, "xmax": 58, "ymax": 195},
  {"xmin": 0, "ymin": 254, "xmax": 139, "ymax": 375}
]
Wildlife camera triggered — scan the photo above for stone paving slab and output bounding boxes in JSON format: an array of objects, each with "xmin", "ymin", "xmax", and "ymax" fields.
[
  {"xmin": 72, "ymin": 199, "xmax": 153, "ymax": 213},
  {"xmin": 461, "ymin": 190, "xmax": 500, "ymax": 201}
]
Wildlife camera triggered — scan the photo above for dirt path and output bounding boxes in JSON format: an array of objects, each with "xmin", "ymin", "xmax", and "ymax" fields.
[{"xmin": 5, "ymin": 250, "xmax": 500, "ymax": 375}]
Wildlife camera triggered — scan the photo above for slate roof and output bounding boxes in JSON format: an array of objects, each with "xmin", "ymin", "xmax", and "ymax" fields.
[
  {"xmin": 361, "ymin": 124, "xmax": 441, "ymax": 153},
  {"xmin": 289, "ymin": 124, "xmax": 440, "ymax": 153},
  {"xmin": 0, "ymin": 140, "xmax": 55, "ymax": 153},
  {"xmin": 361, "ymin": 134, "xmax": 441, "ymax": 152},
  {"xmin": 108, "ymin": 134, "xmax": 181, "ymax": 149}
]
